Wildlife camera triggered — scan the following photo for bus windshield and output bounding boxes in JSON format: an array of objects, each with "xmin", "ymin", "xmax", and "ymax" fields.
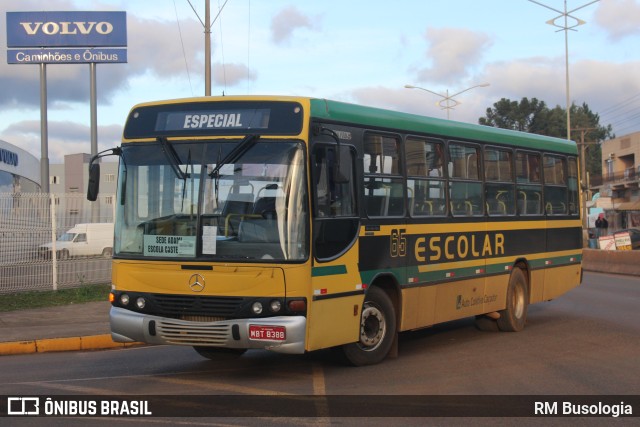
[{"xmin": 115, "ymin": 139, "xmax": 309, "ymax": 261}]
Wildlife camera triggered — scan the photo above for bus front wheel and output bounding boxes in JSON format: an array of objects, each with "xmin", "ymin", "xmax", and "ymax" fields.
[
  {"xmin": 193, "ymin": 346, "xmax": 247, "ymax": 360},
  {"xmin": 341, "ymin": 287, "xmax": 396, "ymax": 366},
  {"xmin": 497, "ymin": 268, "xmax": 529, "ymax": 332}
]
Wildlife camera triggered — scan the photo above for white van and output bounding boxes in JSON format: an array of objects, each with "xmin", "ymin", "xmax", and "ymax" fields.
[{"xmin": 39, "ymin": 223, "xmax": 114, "ymax": 259}]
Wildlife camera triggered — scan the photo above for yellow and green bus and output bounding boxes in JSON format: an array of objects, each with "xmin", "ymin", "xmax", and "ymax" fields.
[{"xmin": 88, "ymin": 95, "xmax": 582, "ymax": 366}]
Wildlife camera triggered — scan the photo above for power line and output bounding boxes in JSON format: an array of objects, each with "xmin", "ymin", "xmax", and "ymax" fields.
[
  {"xmin": 217, "ymin": 0, "xmax": 227, "ymax": 92},
  {"xmin": 173, "ymin": 0, "xmax": 194, "ymax": 96}
]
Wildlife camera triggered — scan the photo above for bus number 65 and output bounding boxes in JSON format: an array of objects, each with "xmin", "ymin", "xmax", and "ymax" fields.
[{"xmin": 390, "ymin": 228, "xmax": 407, "ymax": 258}]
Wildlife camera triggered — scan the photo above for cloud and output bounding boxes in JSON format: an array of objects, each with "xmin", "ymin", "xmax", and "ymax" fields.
[
  {"xmin": 270, "ymin": 6, "xmax": 320, "ymax": 45},
  {"xmin": 594, "ymin": 0, "xmax": 640, "ymax": 40},
  {"xmin": 346, "ymin": 55, "xmax": 640, "ymax": 135},
  {"xmin": 4, "ymin": 120, "xmax": 122, "ymax": 163},
  {"xmin": 416, "ymin": 27, "xmax": 492, "ymax": 84},
  {"xmin": 0, "ymin": 6, "xmax": 256, "ymax": 110},
  {"xmin": 213, "ymin": 62, "xmax": 257, "ymax": 87},
  {"xmin": 348, "ymin": 84, "xmax": 491, "ymax": 124}
]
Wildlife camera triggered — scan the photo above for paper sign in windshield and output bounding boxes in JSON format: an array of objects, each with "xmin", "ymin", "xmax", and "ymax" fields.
[{"xmin": 143, "ymin": 235, "xmax": 196, "ymax": 257}]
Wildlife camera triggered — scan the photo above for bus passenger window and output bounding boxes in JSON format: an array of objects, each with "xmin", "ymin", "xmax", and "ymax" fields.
[
  {"xmin": 448, "ymin": 142, "xmax": 482, "ymax": 216},
  {"xmin": 516, "ymin": 151, "xmax": 542, "ymax": 215},
  {"xmin": 364, "ymin": 133, "xmax": 404, "ymax": 217},
  {"xmin": 516, "ymin": 152, "xmax": 541, "ymax": 184},
  {"xmin": 485, "ymin": 148, "xmax": 515, "ymax": 216},
  {"xmin": 406, "ymin": 137, "xmax": 446, "ymax": 216},
  {"xmin": 568, "ymin": 157, "xmax": 579, "ymax": 215},
  {"xmin": 543, "ymin": 155, "xmax": 568, "ymax": 215}
]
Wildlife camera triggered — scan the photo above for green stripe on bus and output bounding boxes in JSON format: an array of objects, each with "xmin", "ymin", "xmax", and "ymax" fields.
[
  {"xmin": 312, "ymin": 265, "xmax": 348, "ymax": 277},
  {"xmin": 360, "ymin": 254, "xmax": 582, "ymax": 286}
]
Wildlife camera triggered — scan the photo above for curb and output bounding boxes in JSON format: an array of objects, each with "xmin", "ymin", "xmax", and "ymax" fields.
[{"xmin": 0, "ymin": 334, "xmax": 144, "ymax": 356}]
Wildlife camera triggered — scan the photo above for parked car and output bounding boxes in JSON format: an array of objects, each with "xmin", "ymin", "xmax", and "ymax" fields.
[
  {"xmin": 612, "ymin": 228, "xmax": 640, "ymax": 250},
  {"xmin": 39, "ymin": 223, "xmax": 114, "ymax": 259}
]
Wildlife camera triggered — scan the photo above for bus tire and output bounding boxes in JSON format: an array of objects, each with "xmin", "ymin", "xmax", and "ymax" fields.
[
  {"xmin": 497, "ymin": 268, "xmax": 529, "ymax": 332},
  {"xmin": 341, "ymin": 287, "xmax": 396, "ymax": 366},
  {"xmin": 474, "ymin": 315, "xmax": 499, "ymax": 332},
  {"xmin": 193, "ymin": 346, "xmax": 247, "ymax": 360}
]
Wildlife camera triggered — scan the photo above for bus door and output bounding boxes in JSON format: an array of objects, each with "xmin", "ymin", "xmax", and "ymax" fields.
[{"xmin": 308, "ymin": 143, "xmax": 362, "ymax": 350}]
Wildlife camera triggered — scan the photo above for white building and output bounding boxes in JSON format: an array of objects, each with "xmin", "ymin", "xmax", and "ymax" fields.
[{"xmin": 0, "ymin": 139, "xmax": 41, "ymax": 193}]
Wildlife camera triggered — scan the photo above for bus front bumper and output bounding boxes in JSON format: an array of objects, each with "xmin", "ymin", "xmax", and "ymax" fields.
[{"xmin": 109, "ymin": 306, "xmax": 306, "ymax": 354}]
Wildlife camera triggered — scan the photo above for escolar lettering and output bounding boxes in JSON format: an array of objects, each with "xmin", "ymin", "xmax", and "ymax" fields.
[{"xmin": 415, "ymin": 232, "xmax": 505, "ymax": 263}]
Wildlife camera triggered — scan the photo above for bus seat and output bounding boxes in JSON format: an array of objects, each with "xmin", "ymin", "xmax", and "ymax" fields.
[
  {"xmin": 221, "ymin": 193, "xmax": 254, "ymax": 236},
  {"xmin": 222, "ymin": 193, "xmax": 254, "ymax": 215},
  {"xmin": 238, "ymin": 218, "xmax": 279, "ymax": 243},
  {"xmin": 531, "ymin": 192, "xmax": 541, "ymax": 214},
  {"xmin": 252, "ymin": 197, "xmax": 277, "ymax": 219},
  {"xmin": 486, "ymin": 199, "xmax": 506, "ymax": 215}
]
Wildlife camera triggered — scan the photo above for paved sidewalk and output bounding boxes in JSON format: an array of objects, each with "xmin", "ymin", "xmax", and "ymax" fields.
[{"xmin": 0, "ymin": 301, "xmax": 141, "ymax": 355}]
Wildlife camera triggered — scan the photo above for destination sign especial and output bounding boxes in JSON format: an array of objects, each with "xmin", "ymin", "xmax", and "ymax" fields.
[{"xmin": 156, "ymin": 109, "xmax": 271, "ymax": 132}]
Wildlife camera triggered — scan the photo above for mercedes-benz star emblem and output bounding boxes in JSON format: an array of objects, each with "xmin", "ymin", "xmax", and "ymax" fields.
[{"xmin": 188, "ymin": 273, "xmax": 205, "ymax": 292}]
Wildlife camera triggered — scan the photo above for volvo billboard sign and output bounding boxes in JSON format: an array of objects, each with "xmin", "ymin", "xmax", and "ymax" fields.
[
  {"xmin": 6, "ymin": 11, "xmax": 127, "ymax": 47},
  {"xmin": 6, "ymin": 10, "xmax": 127, "ymax": 193}
]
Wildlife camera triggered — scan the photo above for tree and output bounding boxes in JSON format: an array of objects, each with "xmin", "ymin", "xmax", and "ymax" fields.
[{"xmin": 479, "ymin": 97, "xmax": 614, "ymax": 176}]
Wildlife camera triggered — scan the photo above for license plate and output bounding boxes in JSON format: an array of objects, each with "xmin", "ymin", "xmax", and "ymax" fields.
[{"xmin": 249, "ymin": 325, "xmax": 286, "ymax": 341}]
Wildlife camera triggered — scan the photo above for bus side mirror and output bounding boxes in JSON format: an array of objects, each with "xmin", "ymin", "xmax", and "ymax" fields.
[
  {"xmin": 87, "ymin": 163, "xmax": 100, "ymax": 202},
  {"xmin": 334, "ymin": 145, "xmax": 352, "ymax": 184}
]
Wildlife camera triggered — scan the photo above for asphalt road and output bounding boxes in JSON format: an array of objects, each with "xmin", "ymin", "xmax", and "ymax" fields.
[{"xmin": 0, "ymin": 271, "xmax": 638, "ymax": 426}]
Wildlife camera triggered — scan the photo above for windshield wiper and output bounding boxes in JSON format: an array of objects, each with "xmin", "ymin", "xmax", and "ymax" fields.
[
  {"xmin": 208, "ymin": 134, "xmax": 260, "ymax": 179},
  {"xmin": 159, "ymin": 137, "xmax": 186, "ymax": 180}
]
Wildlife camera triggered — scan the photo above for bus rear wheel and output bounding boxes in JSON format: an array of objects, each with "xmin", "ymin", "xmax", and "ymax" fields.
[
  {"xmin": 497, "ymin": 268, "xmax": 529, "ymax": 332},
  {"xmin": 341, "ymin": 287, "xmax": 396, "ymax": 366}
]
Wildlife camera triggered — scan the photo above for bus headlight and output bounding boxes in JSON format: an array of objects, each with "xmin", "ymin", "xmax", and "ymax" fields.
[
  {"xmin": 269, "ymin": 300, "xmax": 282, "ymax": 313},
  {"xmin": 136, "ymin": 297, "xmax": 146, "ymax": 309},
  {"xmin": 251, "ymin": 302, "xmax": 263, "ymax": 315},
  {"xmin": 120, "ymin": 294, "xmax": 130, "ymax": 306}
]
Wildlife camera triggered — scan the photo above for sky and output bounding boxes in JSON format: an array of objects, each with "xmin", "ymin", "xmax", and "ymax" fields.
[{"xmin": 2, "ymin": 0, "xmax": 640, "ymax": 163}]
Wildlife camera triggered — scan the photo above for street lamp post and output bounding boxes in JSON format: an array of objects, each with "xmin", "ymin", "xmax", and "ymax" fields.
[
  {"xmin": 404, "ymin": 83, "xmax": 490, "ymax": 119},
  {"xmin": 528, "ymin": 0, "xmax": 600, "ymax": 141}
]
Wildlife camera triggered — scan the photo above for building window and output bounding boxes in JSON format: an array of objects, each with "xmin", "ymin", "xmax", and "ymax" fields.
[
  {"xmin": 50, "ymin": 176, "xmax": 59, "ymax": 184},
  {"xmin": 105, "ymin": 174, "xmax": 116, "ymax": 183}
]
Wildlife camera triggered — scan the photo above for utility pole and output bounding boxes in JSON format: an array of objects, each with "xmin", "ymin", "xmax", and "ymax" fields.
[
  {"xmin": 528, "ymin": 0, "xmax": 600, "ymax": 141},
  {"xmin": 574, "ymin": 127, "xmax": 597, "ymax": 229},
  {"xmin": 205, "ymin": 0, "xmax": 211, "ymax": 96},
  {"xmin": 187, "ymin": 0, "xmax": 229, "ymax": 95}
]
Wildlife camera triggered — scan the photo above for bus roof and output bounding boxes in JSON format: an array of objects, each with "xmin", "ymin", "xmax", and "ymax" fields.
[
  {"xmin": 125, "ymin": 96, "xmax": 576, "ymax": 155},
  {"xmin": 309, "ymin": 98, "xmax": 577, "ymax": 155}
]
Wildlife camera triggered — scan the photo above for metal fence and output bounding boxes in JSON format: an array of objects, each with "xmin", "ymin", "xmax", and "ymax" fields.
[{"xmin": 0, "ymin": 193, "xmax": 115, "ymax": 294}]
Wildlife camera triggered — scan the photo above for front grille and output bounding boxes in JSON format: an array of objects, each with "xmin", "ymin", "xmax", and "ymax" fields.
[
  {"xmin": 156, "ymin": 318, "xmax": 230, "ymax": 345},
  {"xmin": 148, "ymin": 294, "xmax": 245, "ymax": 318}
]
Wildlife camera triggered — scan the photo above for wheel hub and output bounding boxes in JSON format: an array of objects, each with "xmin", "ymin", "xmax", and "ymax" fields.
[{"xmin": 359, "ymin": 305, "xmax": 386, "ymax": 349}]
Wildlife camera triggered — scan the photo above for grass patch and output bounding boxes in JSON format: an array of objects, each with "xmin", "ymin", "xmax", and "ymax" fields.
[{"xmin": 0, "ymin": 284, "xmax": 111, "ymax": 312}]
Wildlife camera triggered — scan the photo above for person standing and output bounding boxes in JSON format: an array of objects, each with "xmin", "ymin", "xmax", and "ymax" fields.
[{"xmin": 595, "ymin": 213, "xmax": 609, "ymax": 238}]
